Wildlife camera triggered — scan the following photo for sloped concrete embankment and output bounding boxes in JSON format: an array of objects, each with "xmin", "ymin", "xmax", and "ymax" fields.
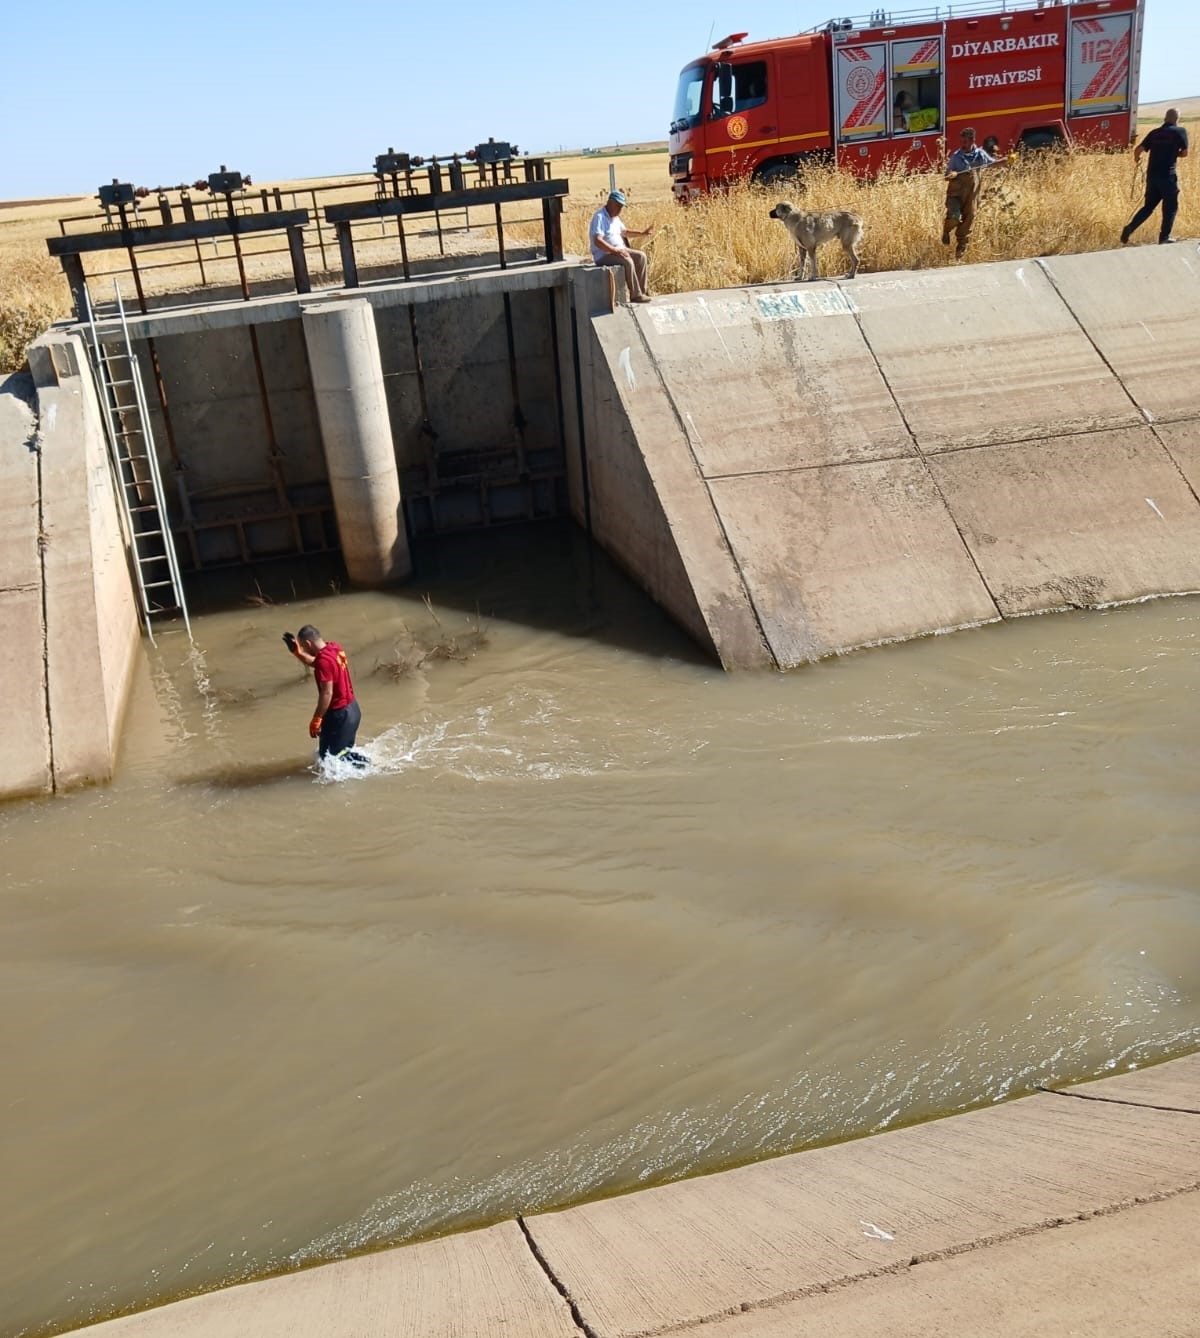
[
  {"xmin": 0, "ymin": 335, "xmax": 140, "ymax": 799},
  {"xmin": 70, "ymin": 1052, "xmax": 1200, "ymax": 1335},
  {"xmin": 570, "ymin": 245, "xmax": 1200, "ymax": 669}
]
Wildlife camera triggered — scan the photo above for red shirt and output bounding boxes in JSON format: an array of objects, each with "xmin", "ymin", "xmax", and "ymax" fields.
[{"xmin": 313, "ymin": 642, "xmax": 355, "ymax": 711}]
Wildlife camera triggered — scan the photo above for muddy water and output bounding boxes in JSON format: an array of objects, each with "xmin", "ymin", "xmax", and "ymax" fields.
[{"xmin": 4, "ymin": 523, "xmax": 1199, "ymax": 1337}]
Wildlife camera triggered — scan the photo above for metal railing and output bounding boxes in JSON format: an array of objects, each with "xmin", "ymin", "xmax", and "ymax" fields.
[
  {"xmin": 51, "ymin": 152, "xmax": 568, "ymax": 312},
  {"xmin": 808, "ymin": 0, "xmax": 1069, "ymax": 32}
]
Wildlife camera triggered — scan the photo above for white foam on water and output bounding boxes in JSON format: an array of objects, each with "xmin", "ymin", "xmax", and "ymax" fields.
[
  {"xmin": 309, "ymin": 688, "xmax": 627, "ymax": 786},
  {"xmin": 312, "ymin": 748, "xmax": 377, "ymax": 785}
]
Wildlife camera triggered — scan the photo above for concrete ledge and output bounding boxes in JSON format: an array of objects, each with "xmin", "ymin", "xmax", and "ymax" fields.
[
  {"xmin": 0, "ymin": 373, "xmax": 51, "ymax": 799},
  {"xmin": 84, "ymin": 260, "xmax": 580, "ymax": 341},
  {"xmin": 75, "ymin": 1221, "xmax": 577, "ymax": 1338},
  {"xmin": 526, "ymin": 1062, "xmax": 1200, "ymax": 1337},
  {"xmin": 0, "ymin": 334, "xmax": 142, "ymax": 801},
  {"xmin": 64, "ymin": 1051, "xmax": 1199, "ymax": 1337},
  {"xmin": 669, "ymin": 1193, "xmax": 1199, "ymax": 1337}
]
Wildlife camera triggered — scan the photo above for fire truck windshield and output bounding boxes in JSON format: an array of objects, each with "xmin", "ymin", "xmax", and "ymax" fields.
[{"xmin": 671, "ymin": 64, "xmax": 707, "ymax": 133}]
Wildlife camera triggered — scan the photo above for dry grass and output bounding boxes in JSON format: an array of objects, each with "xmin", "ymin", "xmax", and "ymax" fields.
[
  {"xmin": 2, "ymin": 133, "xmax": 1196, "ymax": 372},
  {"xmin": 560, "ymin": 145, "xmax": 1199, "ymax": 294},
  {"xmin": 0, "ymin": 242, "xmax": 73, "ymax": 374}
]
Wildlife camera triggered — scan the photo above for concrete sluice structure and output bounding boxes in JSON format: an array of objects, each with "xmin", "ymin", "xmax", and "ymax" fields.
[{"xmin": 3, "ymin": 242, "xmax": 1200, "ymax": 799}]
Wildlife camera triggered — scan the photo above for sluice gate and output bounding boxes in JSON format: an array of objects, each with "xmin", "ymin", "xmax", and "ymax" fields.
[{"xmin": 5, "ymin": 235, "xmax": 1200, "ymax": 800}]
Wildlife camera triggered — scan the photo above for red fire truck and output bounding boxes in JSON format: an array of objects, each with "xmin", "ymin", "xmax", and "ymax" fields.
[{"xmin": 668, "ymin": 0, "xmax": 1144, "ymax": 196}]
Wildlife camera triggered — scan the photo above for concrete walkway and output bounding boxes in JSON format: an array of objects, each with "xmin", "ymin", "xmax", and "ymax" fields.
[{"xmin": 74, "ymin": 1053, "xmax": 1200, "ymax": 1337}]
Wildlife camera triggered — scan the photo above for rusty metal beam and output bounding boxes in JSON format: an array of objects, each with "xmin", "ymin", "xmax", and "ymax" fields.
[
  {"xmin": 324, "ymin": 179, "xmax": 567, "ymax": 223},
  {"xmin": 48, "ymin": 210, "xmax": 310, "ymax": 256}
]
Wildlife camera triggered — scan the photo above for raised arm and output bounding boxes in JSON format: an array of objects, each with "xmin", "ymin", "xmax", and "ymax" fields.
[{"xmin": 283, "ymin": 631, "xmax": 316, "ymax": 667}]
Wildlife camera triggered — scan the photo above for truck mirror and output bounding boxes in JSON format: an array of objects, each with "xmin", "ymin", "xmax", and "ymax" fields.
[{"xmin": 716, "ymin": 61, "xmax": 733, "ymax": 111}]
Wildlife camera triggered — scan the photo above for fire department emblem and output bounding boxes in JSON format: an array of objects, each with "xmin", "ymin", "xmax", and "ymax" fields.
[
  {"xmin": 846, "ymin": 65, "xmax": 875, "ymax": 101},
  {"xmin": 727, "ymin": 114, "xmax": 749, "ymax": 140}
]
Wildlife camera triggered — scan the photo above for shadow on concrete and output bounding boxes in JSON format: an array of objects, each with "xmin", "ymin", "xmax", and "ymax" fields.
[
  {"xmin": 0, "ymin": 372, "xmax": 38, "ymax": 452},
  {"xmin": 181, "ymin": 519, "xmax": 711, "ymax": 669}
]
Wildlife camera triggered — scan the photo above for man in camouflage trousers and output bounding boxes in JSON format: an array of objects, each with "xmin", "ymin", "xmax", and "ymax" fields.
[{"xmin": 942, "ymin": 126, "xmax": 1012, "ymax": 260}]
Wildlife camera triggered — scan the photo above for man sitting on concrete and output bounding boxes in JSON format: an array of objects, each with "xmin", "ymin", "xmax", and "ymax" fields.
[{"xmin": 589, "ymin": 190, "xmax": 655, "ymax": 304}]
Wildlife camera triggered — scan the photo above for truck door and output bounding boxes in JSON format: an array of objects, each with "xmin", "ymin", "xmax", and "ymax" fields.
[
  {"xmin": 706, "ymin": 55, "xmax": 776, "ymax": 181},
  {"xmin": 888, "ymin": 34, "xmax": 943, "ymax": 139},
  {"xmin": 833, "ymin": 42, "xmax": 887, "ymax": 151},
  {"xmin": 1068, "ymin": 10, "xmax": 1135, "ymax": 117}
]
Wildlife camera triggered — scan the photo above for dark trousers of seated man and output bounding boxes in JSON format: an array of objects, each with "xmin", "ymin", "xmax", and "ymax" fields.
[{"xmin": 596, "ymin": 248, "xmax": 649, "ymax": 301}]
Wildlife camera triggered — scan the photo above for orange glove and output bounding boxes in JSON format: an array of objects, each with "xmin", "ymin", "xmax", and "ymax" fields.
[{"xmin": 309, "ymin": 715, "xmax": 323, "ymax": 739}]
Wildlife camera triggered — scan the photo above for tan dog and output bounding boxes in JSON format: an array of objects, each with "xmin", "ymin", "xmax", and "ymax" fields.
[{"xmin": 768, "ymin": 202, "xmax": 863, "ymax": 281}]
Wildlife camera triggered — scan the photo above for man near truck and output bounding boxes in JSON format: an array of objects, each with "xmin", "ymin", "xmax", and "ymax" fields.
[
  {"xmin": 1121, "ymin": 108, "xmax": 1189, "ymax": 246},
  {"xmin": 942, "ymin": 127, "xmax": 1011, "ymax": 260}
]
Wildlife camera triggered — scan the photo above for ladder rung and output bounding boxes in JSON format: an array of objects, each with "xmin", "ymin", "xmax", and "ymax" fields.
[
  {"xmin": 143, "ymin": 580, "xmax": 178, "ymax": 590},
  {"xmin": 138, "ymin": 552, "xmax": 170, "ymax": 563},
  {"xmin": 105, "ymin": 378, "xmax": 136, "ymax": 387},
  {"xmin": 134, "ymin": 530, "xmax": 165, "ymax": 541},
  {"xmin": 129, "ymin": 504, "xmax": 159, "ymax": 513}
]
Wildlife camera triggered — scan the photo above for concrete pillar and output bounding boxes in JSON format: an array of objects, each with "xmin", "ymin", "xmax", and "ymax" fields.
[{"xmin": 302, "ymin": 299, "xmax": 411, "ymax": 584}]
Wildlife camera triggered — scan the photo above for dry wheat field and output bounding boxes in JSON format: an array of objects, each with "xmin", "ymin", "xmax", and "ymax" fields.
[{"xmin": 2, "ymin": 129, "xmax": 1196, "ymax": 374}]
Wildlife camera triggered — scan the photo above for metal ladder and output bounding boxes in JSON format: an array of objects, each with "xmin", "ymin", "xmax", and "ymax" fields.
[{"xmin": 83, "ymin": 281, "xmax": 192, "ymax": 644}]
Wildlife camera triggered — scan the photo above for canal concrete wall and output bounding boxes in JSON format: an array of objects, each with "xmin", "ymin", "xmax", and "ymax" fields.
[
  {"xmin": 0, "ymin": 337, "xmax": 142, "ymax": 800},
  {"xmin": 5, "ymin": 244, "xmax": 1200, "ymax": 800},
  {"xmin": 1, "ymin": 266, "xmax": 574, "ymax": 802},
  {"xmin": 0, "ymin": 372, "xmax": 51, "ymax": 798},
  {"xmin": 67, "ymin": 1049, "xmax": 1200, "ymax": 1336},
  {"xmin": 573, "ymin": 242, "xmax": 1200, "ymax": 669}
]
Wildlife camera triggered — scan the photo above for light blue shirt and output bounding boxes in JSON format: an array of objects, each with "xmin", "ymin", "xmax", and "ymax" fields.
[{"xmin": 947, "ymin": 145, "xmax": 998, "ymax": 174}]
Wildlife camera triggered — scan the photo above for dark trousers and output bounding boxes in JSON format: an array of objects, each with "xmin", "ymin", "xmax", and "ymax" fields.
[
  {"xmin": 319, "ymin": 699, "xmax": 361, "ymax": 758},
  {"xmin": 1125, "ymin": 175, "xmax": 1180, "ymax": 243}
]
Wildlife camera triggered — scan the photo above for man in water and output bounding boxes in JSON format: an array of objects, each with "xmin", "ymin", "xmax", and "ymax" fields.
[{"xmin": 283, "ymin": 625, "xmax": 365, "ymax": 764}]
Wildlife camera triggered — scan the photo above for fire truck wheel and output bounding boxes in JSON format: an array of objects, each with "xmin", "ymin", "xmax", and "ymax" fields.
[
  {"xmin": 754, "ymin": 161, "xmax": 802, "ymax": 191},
  {"xmin": 1019, "ymin": 129, "xmax": 1065, "ymax": 154}
]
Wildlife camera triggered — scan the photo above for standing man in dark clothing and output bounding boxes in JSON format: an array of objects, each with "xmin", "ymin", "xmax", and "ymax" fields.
[
  {"xmin": 283, "ymin": 625, "xmax": 364, "ymax": 761},
  {"xmin": 1122, "ymin": 108, "xmax": 1189, "ymax": 246}
]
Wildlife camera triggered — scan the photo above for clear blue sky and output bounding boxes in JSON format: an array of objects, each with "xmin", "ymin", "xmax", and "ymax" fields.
[{"xmin": 1, "ymin": 0, "xmax": 1193, "ymax": 198}]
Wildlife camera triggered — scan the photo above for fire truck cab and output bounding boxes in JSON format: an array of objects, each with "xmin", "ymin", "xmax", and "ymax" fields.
[{"xmin": 669, "ymin": 0, "xmax": 1143, "ymax": 197}]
